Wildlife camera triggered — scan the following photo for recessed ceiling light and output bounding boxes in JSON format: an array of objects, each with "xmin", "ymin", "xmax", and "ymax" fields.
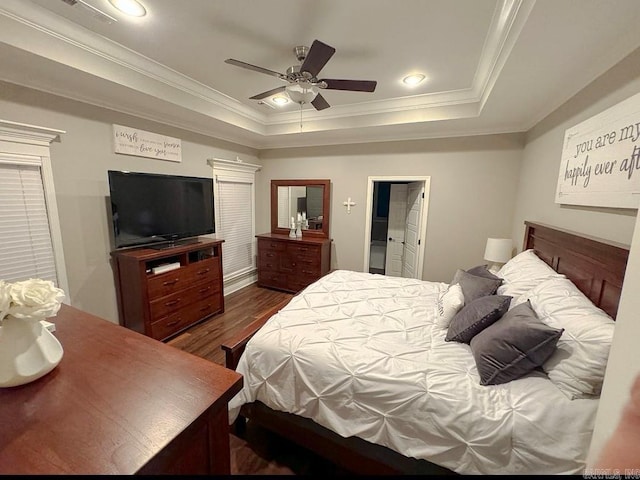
[
  {"xmin": 402, "ymin": 74, "xmax": 426, "ymax": 86},
  {"xmin": 272, "ymin": 96, "xmax": 289, "ymax": 105},
  {"xmin": 109, "ymin": 0, "xmax": 147, "ymax": 17}
]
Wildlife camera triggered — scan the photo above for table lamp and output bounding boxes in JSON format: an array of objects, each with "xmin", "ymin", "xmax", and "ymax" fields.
[{"xmin": 484, "ymin": 238, "xmax": 512, "ymax": 273}]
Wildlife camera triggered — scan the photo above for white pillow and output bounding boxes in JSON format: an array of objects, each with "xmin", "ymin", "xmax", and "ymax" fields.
[
  {"xmin": 496, "ymin": 249, "xmax": 564, "ymax": 300},
  {"xmin": 521, "ymin": 276, "xmax": 615, "ymax": 399},
  {"xmin": 435, "ymin": 283, "xmax": 464, "ymax": 329}
]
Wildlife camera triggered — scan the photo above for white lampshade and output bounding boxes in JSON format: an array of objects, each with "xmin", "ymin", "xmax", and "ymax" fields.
[{"xmin": 484, "ymin": 238, "xmax": 512, "ymax": 264}]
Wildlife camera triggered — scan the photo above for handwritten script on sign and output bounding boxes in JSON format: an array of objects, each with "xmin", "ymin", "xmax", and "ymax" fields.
[
  {"xmin": 555, "ymin": 91, "xmax": 640, "ymax": 208},
  {"xmin": 112, "ymin": 124, "xmax": 182, "ymax": 162}
]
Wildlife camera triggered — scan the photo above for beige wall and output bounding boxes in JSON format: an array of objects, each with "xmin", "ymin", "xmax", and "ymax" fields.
[
  {"xmin": 0, "ymin": 81, "xmax": 259, "ymax": 323},
  {"xmin": 259, "ymin": 134, "xmax": 524, "ymax": 283},
  {"xmin": 510, "ymin": 47, "xmax": 640, "ymax": 248}
]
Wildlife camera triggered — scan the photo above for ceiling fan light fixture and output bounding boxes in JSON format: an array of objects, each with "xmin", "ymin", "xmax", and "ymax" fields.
[
  {"xmin": 272, "ymin": 95, "xmax": 289, "ymax": 105},
  {"xmin": 109, "ymin": 0, "xmax": 147, "ymax": 17},
  {"xmin": 285, "ymin": 83, "xmax": 318, "ymax": 105},
  {"xmin": 402, "ymin": 73, "xmax": 426, "ymax": 86}
]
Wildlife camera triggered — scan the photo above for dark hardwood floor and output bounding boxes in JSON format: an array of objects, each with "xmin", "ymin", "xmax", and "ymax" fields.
[
  {"xmin": 167, "ymin": 283, "xmax": 292, "ymax": 366},
  {"xmin": 167, "ymin": 284, "xmax": 348, "ymax": 475}
]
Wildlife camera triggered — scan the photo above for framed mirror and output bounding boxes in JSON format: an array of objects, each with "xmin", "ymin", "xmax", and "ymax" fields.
[{"xmin": 270, "ymin": 179, "xmax": 330, "ymax": 238}]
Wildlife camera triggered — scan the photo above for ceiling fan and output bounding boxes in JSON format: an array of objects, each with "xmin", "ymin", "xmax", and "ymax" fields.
[{"xmin": 225, "ymin": 40, "xmax": 377, "ymax": 111}]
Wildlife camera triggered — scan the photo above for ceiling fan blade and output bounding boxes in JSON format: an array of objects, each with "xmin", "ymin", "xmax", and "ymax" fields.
[
  {"xmin": 321, "ymin": 79, "xmax": 377, "ymax": 92},
  {"xmin": 311, "ymin": 93, "xmax": 330, "ymax": 111},
  {"xmin": 225, "ymin": 59, "xmax": 287, "ymax": 81},
  {"xmin": 301, "ymin": 40, "xmax": 336, "ymax": 77},
  {"xmin": 249, "ymin": 86, "xmax": 287, "ymax": 100}
]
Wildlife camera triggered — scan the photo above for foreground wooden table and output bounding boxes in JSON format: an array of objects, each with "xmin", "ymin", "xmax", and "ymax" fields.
[{"xmin": 0, "ymin": 304, "xmax": 242, "ymax": 475}]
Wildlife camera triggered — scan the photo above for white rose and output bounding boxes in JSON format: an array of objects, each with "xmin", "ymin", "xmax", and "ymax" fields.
[
  {"xmin": 8, "ymin": 279, "xmax": 65, "ymax": 320},
  {"xmin": 0, "ymin": 280, "xmax": 12, "ymax": 320}
]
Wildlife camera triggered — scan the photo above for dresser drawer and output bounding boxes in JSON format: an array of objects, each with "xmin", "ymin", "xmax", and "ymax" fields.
[
  {"xmin": 184, "ymin": 258, "xmax": 220, "ymax": 280},
  {"xmin": 147, "ymin": 259, "xmax": 219, "ymax": 300},
  {"xmin": 147, "ymin": 269, "xmax": 188, "ymax": 299},
  {"xmin": 280, "ymin": 255, "xmax": 320, "ymax": 275},
  {"xmin": 258, "ymin": 248, "xmax": 281, "ymax": 264},
  {"xmin": 257, "ymin": 270, "xmax": 288, "ymax": 290},
  {"xmin": 149, "ymin": 280, "xmax": 220, "ymax": 321},
  {"xmin": 150, "ymin": 295, "xmax": 222, "ymax": 340},
  {"xmin": 258, "ymin": 257, "xmax": 279, "ymax": 273},
  {"xmin": 286, "ymin": 243, "xmax": 320, "ymax": 258},
  {"xmin": 258, "ymin": 238, "xmax": 286, "ymax": 252}
]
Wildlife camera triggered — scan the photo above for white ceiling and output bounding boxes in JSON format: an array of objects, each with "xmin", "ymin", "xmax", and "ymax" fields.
[{"xmin": 1, "ymin": 0, "xmax": 639, "ymax": 149}]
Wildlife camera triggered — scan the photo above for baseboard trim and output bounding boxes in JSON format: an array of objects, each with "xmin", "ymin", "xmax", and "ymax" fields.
[{"xmin": 224, "ymin": 270, "xmax": 257, "ymax": 296}]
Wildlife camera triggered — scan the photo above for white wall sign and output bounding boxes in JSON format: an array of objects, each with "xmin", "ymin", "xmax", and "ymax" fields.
[
  {"xmin": 555, "ymin": 91, "xmax": 640, "ymax": 209},
  {"xmin": 112, "ymin": 124, "xmax": 181, "ymax": 162}
]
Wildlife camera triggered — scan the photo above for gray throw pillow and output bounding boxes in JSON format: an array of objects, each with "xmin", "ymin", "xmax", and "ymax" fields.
[
  {"xmin": 452, "ymin": 269, "xmax": 502, "ymax": 304},
  {"xmin": 466, "ymin": 265, "xmax": 501, "ymax": 282},
  {"xmin": 470, "ymin": 301, "xmax": 564, "ymax": 386},
  {"xmin": 445, "ymin": 295, "xmax": 511, "ymax": 344}
]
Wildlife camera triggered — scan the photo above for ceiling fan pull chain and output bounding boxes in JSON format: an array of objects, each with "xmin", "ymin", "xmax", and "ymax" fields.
[{"xmin": 300, "ymin": 103, "xmax": 303, "ymax": 132}]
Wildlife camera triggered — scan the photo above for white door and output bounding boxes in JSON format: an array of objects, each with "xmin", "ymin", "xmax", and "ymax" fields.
[
  {"xmin": 402, "ymin": 182, "xmax": 423, "ymax": 278},
  {"xmin": 385, "ymin": 184, "xmax": 408, "ymax": 276}
]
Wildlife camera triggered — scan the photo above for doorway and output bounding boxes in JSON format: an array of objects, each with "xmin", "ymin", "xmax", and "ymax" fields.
[{"xmin": 363, "ymin": 176, "xmax": 430, "ymax": 278}]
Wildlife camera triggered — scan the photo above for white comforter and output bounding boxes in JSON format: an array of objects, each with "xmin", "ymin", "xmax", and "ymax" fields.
[{"xmin": 228, "ymin": 270, "xmax": 597, "ymax": 475}]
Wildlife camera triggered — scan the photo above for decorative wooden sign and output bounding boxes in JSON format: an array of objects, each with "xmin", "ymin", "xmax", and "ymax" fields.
[
  {"xmin": 555, "ymin": 91, "xmax": 640, "ymax": 208},
  {"xmin": 113, "ymin": 124, "xmax": 181, "ymax": 162}
]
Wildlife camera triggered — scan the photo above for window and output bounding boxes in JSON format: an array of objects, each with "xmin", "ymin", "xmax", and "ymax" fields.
[
  {"xmin": 217, "ymin": 180, "xmax": 253, "ymax": 276},
  {"xmin": 0, "ymin": 120, "xmax": 69, "ymax": 296},
  {"xmin": 209, "ymin": 158, "xmax": 261, "ymax": 294}
]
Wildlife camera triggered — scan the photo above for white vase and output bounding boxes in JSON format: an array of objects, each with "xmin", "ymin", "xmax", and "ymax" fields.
[{"xmin": 0, "ymin": 315, "xmax": 63, "ymax": 388}]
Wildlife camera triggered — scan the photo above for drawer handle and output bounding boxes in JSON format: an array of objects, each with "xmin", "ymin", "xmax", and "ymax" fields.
[
  {"xmin": 166, "ymin": 319, "xmax": 180, "ymax": 327},
  {"xmin": 270, "ymin": 243, "xmax": 278, "ymax": 247},
  {"xmin": 197, "ymin": 268, "xmax": 210, "ymax": 275},
  {"xmin": 165, "ymin": 299, "xmax": 181, "ymax": 307},
  {"xmin": 200, "ymin": 304, "xmax": 211, "ymax": 312},
  {"xmin": 291, "ymin": 262, "xmax": 297, "ymax": 267},
  {"xmin": 163, "ymin": 279, "xmax": 179, "ymax": 286},
  {"xmin": 302, "ymin": 269, "xmax": 314, "ymax": 274},
  {"xmin": 199, "ymin": 286, "xmax": 211, "ymax": 293},
  {"xmin": 266, "ymin": 253, "xmax": 275, "ymax": 258}
]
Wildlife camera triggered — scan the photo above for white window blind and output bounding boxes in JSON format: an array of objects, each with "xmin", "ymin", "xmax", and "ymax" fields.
[
  {"xmin": 217, "ymin": 180, "xmax": 253, "ymax": 277},
  {"xmin": 0, "ymin": 162, "xmax": 58, "ymax": 284}
]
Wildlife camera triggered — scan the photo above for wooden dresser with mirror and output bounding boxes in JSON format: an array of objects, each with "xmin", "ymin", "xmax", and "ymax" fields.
[{"xmin": 256, "ymin": 179, "xmax": 331, "ymax": 293}]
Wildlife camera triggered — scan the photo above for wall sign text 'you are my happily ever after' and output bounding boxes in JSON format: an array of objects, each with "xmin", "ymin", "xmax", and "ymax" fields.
[{"xmin": 556, "ymin": 91, "xmax": 640, "ymax": 209}]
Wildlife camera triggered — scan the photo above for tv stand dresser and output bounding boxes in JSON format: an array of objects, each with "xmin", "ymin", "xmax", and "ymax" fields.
[{"xmin": 111, "ymin": 238, "xmax": 224, "ymax": 341}]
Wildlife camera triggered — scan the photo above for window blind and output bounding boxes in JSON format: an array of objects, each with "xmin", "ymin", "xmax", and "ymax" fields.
[
  {"xmin": 217, "ymin": 180, "xmax": 253, "ymax": 277},
  {"xmin": 0, "ymin": 163, "xmax": 58, "ymax": 284}
]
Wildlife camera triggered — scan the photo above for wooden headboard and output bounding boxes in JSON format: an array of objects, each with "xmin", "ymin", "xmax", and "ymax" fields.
[{"xmin": 523, "ymin": 221, "xmax": 629, "ymax": 319}]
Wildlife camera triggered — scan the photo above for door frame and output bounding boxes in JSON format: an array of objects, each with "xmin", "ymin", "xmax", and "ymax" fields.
[{"xmin": 362, "ymin": 176, "xmax": 431, "ymax": 279}]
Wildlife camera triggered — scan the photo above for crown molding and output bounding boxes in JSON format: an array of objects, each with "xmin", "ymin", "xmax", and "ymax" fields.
[{"xmin": 0, "ymin": 0, "xmax": 267, "ymax": 133}]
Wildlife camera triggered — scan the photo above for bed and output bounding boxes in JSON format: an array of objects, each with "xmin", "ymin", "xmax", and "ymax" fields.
[{"xmin": 222, "ymin": 221, "xmax": 630, "ymax": 475}]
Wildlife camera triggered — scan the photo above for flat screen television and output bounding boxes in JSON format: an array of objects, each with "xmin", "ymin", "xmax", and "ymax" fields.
[{"xmin": 108, "ymin": 170, "xmax": 215, "ymax": 249}]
